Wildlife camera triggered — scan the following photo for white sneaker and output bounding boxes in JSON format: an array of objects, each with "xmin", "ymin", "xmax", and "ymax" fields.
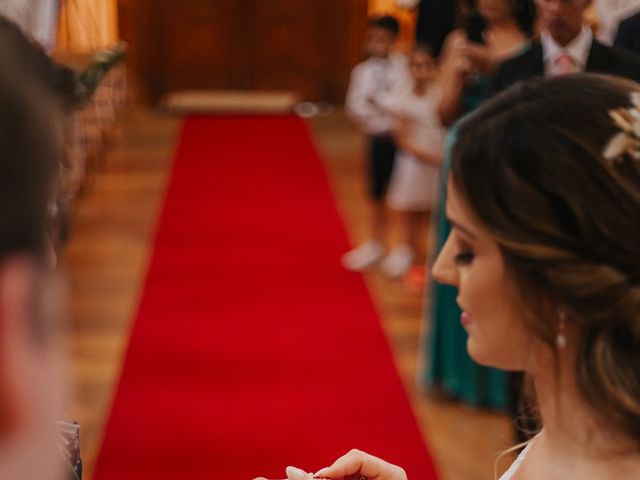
[
  {"xmin": 381, "ymin": 244, "xmax": 414, "ymax": 278},
  {"xmin": 341, "ymin": 240, "xmax": 385, "ymax": 271}
]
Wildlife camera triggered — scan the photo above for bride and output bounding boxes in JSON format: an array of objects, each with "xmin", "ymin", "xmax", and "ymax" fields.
[{"xmin": 260, "ymin": 74, "xmax": 640, "ymax": 480}]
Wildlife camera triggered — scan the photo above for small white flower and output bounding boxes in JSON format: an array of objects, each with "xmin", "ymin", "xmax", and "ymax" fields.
[
  {"xmin": 610, "ymin": 110, "xmax": 633, "ymax": 132},
  {"xmin": 602, "ymin": 94, "xmax": 640, "ymax": 164}
]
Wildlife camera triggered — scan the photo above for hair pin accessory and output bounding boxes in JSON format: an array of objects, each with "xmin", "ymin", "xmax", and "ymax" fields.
[{"xmin": 603, "ymin": 92, "xmax": 640, "ymax": 162}]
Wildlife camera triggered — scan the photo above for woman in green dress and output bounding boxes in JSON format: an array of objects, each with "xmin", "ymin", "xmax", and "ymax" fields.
[{"xmin": 422, "ymin": 0, "xmax": 536, "ymax": 410}]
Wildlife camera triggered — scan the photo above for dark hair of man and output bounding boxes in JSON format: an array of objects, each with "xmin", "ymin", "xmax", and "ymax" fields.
[
  {"xmin": 0, "ymin": 15, "xmax": 81, "ymax": 110},
  {"xmin": 0, "ymin": 46, "xmax": 60, "ymax": 263},
  {"xmin": 368, "ymin": 15, "xmax": 400, "ymax": 37},
  {"xmin": 456, "ymin": 0, "xmax": 537, "ymax": 37},
  {"xmin": 451, "ymin": 74, "xmax": 640, "ymax": 442}
]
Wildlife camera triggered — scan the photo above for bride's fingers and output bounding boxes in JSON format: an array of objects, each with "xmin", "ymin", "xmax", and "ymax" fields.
[
  {"xmin": 286, "ymin": 466, "xmax": 314, "ymax": 480},
  {"xmin": 314, "ymin": 450, "xmax": 407, "ymax": 480}
]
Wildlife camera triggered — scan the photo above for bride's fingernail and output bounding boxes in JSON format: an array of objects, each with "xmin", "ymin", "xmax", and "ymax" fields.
[
  {"xmin": 314, "ymin": 468, "xmax": 329, "ymax": 478},
  {"xmin": 286, "ymin": 466, "xmax": 307, "ymax": 480}
]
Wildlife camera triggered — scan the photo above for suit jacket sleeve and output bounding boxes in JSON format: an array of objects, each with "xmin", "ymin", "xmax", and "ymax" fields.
[
  {"xmin": 587, "ymin": 41, "xmax": 640, "ymax": 84},
  {"xmin": 613, "ymin": 15, "xmax": 640, "ymax": 53}
]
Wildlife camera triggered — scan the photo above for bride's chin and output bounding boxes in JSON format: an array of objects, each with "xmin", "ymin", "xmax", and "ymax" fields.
[
  {"xmin": 466, "ymin": 337, "xmax": 497, "ymax": 368},
  {"xmin": 467, "ymin": 338, "xmax": 525, "ymax": 371}
]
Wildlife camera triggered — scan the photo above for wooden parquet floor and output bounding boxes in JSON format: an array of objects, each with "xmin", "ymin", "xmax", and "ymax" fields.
[{"xmin": 65, "ymin": 107, "xmax": 513, "ymax": 480}]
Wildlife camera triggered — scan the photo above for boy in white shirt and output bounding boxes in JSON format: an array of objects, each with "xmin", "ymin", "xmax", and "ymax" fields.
[{"xmin": 342, "ymin": 15, "xmax": 410, "ymax": 271}]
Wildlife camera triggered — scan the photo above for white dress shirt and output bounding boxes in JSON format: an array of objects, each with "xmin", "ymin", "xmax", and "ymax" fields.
[
  {"xmin": 541, "ymin": 25, "xmax": 593, "ymax": 76},
  {"xmin": 345, "ymin": 53, "xmax": 410, "ymax": 136}
]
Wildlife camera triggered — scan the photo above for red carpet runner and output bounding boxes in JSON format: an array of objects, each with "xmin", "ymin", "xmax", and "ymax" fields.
[{"xmin": 93, "ymin": 115, "xmax": 438, "ymax": 480}]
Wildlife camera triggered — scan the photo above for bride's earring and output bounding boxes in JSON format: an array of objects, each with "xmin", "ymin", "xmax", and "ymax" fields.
[{"xmin": 556, "ymin": 309, "xmax": 567, "ymax": 350}]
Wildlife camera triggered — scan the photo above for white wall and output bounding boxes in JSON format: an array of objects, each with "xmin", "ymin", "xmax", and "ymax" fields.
[{"xmin": 0, "ymin": 0, "xmax": 58, "ymax": 51}]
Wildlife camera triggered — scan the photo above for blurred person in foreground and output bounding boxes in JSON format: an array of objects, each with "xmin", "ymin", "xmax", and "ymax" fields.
[
  {"xmin": 0, "ymin": 0, "xmax": 59, "ymax": 51},
  {"xmin": 0, "ymin": 14, "xmax": 79, "ymax": 109},
  {"xmin": 257, "ymin": 74, "xmax": 640, "ymax": 479},
  {"xmin": 0, "ymin": 14, "xmax": 82, "ymax": 271},
  {"xmin": 0, "ymin": 43, "xmax": 67, "ymax": 480}
]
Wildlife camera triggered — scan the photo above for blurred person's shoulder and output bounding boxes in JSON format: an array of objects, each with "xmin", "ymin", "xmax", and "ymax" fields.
[
  {"xmin": 492, "ymin": 40, "xmax": 543, "ymax": 93},
  {"xmin": 591, "ymin": 40, "xmax": 640, "ymax": 82},
  {"xmin": 496, "ymin": 40, "xmax": 542, "ymax": 73},
  {"xmin": 350, "ymin": 57, "xmax": 373, "ymax": 77}
]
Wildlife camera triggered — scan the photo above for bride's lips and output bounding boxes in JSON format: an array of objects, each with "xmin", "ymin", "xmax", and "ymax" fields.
[{"xmin": 461, "ymin": 311, "xmax": 473, "ymax": 327}]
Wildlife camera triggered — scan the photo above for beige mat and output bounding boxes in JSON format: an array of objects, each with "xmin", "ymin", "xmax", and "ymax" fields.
[{"xmin": 160, "ymin": 90, "xmax": 300, "ymax": 114}]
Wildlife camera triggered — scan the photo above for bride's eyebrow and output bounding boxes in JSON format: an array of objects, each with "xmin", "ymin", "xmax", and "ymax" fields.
[{"xmin": 446, "ymin": 216, "xmax": 478, "ymax": 241}]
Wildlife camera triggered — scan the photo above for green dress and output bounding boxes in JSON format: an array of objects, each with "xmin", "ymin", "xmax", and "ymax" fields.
[{"xmin": 420, "ymin": 77, "xmax": 509, "ymax": 411}]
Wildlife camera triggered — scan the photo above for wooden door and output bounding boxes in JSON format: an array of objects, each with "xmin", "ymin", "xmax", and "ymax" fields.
[
  {"xmin": 246, "ymin": 1, "xmax": 327, "ymax": 99},
  {"xmin": 119, "ymin": 0, "xmax": 368, "ymax": 104},
  {"xmin": 158, "ymin": 0, "xmax": 239, "ymax": 94}
]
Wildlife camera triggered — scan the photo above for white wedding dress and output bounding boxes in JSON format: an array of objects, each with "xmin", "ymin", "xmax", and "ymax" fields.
[{"xmin": 499, "ymin": 442, "xmax": 534, "ymax": 480}]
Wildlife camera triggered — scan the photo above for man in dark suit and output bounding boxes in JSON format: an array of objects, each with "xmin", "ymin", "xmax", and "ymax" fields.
[
  {"xmin": 493, "ymin": 0, "xmax": 640, "ymax": 91},
  {"xmin": 614, "ymin": 12, "xmax": 640, "ymax": 55}
]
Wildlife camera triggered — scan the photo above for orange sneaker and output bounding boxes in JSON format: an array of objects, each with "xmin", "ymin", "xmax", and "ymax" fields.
[{"xmin": 404, "ymin": 265, "xmax": 427, "ymax": 291}]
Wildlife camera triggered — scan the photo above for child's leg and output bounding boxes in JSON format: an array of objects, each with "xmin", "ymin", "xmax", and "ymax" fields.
[
  {"xmin": 406, "ymin": 210, "xmax": 429, "ymax": 263},
  {"xmin": 372, "ymin": 201, "xmax": 388, "ymax": 241},
  {"xmin": 381, "ymin": 209, "xmax": 418, "ymax": 279},
  {"xmin": 341, "ymin": 136, "xmax": 395, "ymax": 271},
  {"xmin": 398, "ymin": 210, "xmax": 431, "ymax": 287},
  {"xmin": 369, "ymin": 135, "xmax": 395, "ymax": 241}
]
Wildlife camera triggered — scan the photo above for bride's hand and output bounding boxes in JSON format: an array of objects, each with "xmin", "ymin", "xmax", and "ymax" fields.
[
  {"xmin": 252, "ymin": 465, "xmax": 316, "ymax": 480},
  {"xmin": 314, "ymin": 449, "xmax": 407, "ymax": 480}
]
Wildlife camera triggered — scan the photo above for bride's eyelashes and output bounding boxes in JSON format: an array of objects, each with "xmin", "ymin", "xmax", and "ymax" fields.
[
  {"xmin": 454, "ymin": 237, "xmax": 475, "ymax": 265},
  {"xmin": 454, "ymin": 250, "xmax": 475, "ymax": 265},
  {"xmin": 448, "ymin": 227, "xmax": 476, "ymax": 265}
]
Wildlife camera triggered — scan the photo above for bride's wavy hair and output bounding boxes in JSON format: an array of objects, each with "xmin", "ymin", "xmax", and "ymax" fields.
[{"xmin": 451, "ymin": 74, "xmax": 640, "ymax": 442}]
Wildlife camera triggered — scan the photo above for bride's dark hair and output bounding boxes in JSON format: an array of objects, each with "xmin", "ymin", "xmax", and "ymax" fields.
[{"xmin": 451, "ymin": 74, "xmax": 640, "ymax": 442}]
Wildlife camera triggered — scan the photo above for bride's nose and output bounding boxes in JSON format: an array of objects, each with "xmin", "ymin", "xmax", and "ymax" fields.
[{"xmin": 431, "ymin": 234, "xmax": 458, "ymax": 287}]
